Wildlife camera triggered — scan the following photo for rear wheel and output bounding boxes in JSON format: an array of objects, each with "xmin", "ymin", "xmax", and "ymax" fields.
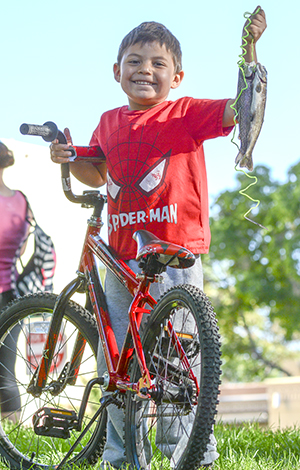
[
  {"xmin": 0, "ymin": 293, "xmax": 106, "ymax": 470},
  {"xmin": 125, "ymin": 285, "xmax": 222, "ymax": 470}
]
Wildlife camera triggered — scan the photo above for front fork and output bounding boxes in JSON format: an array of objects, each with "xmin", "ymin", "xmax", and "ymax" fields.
[{"xmin": 27, "ymin": 276, "xmax": 86, "ymax": 397}]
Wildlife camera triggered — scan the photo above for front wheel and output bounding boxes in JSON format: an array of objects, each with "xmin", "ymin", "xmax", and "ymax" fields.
[
  {"xmin": 0, "ymin": 293, "xmax": 106, "ymax": 470},
  {"xmin": 125, "ymin": 285, "xmax": 222, "ymax": 470}
]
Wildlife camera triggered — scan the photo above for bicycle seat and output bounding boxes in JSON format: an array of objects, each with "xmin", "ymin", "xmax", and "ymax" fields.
[{"xmin": 133, "ymin": 230, "xmax": 195, "ymax": 269}]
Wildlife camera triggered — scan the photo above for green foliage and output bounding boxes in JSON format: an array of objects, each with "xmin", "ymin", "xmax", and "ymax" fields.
[{"xmin": 205, "ymin": 162, "xmax": 300, "ymax": 382}]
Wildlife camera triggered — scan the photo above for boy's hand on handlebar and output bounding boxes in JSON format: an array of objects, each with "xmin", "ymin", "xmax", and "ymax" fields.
[{"xmin": 50, "ymin": 128, "xmax": 74, "ymax": 163}]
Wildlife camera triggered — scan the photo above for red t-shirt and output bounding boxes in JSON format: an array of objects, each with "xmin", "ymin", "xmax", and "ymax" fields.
[{"xmin": 90, "ymin": 97, "xmax": 232, "ymax": 259}]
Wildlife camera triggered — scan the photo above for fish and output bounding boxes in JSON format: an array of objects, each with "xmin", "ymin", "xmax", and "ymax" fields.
[{"xmin": 235, "ymin": 62, "xmax": 267, "ymax": 171}]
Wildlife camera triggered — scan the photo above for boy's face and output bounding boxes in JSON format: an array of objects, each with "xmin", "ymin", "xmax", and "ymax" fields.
[{"xmin": 114, "ymin": 41, "xmax": 184, "ymax": 111}]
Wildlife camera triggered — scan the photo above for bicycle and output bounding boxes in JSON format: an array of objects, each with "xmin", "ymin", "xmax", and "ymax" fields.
[{"xmin": 0, "ymin": 122, "xmax": 222, "ymax": 470}]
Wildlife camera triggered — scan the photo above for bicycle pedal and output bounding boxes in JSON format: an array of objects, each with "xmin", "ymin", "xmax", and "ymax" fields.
[{"xmin": 33, "ymin": 407, "xmax": 78, "ymax": 439}]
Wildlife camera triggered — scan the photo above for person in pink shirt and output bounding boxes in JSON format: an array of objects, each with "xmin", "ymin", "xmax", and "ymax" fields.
[{"xmin": 0, "ymin": 142, "xmax": 29, "ymax": 421}]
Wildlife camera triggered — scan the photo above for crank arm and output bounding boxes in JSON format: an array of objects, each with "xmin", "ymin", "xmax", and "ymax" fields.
[{"xmin": 55, "ymin": 392, "xmax": 121, "ymax": 470}]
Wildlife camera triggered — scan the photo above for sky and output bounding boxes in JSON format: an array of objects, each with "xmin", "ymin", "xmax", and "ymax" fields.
[
  {"xmin": 1, "ymin": 0, "xmax": 299, "ymax": 192},
  {"xmin": 1, "ymin": 0, "xmax": 299, "ymax": 294}
]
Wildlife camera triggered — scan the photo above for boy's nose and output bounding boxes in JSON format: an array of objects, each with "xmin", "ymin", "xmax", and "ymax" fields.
[{"xmin": 138, "ymin": 62, "xmax": 151, "ymax": 74}]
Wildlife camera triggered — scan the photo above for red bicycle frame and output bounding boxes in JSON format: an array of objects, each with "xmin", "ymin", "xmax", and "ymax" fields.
[
  {"xmin": 82, "ymin": 219, "xmax": 157, "ymax": 395},
  {"xmin": 27, "ymin": 149, "xmax": 198, "ymax": 400}
]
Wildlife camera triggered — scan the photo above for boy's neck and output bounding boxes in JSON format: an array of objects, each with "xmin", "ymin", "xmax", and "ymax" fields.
[{"xmin": 127, "ymin": 99, "xmax": 167, "ymax": 111}]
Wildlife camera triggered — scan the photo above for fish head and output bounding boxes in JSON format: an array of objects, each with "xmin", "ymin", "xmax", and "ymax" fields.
[{"xmin": 256, "ymin": 63, "xmax": 267, "ymax": 84}]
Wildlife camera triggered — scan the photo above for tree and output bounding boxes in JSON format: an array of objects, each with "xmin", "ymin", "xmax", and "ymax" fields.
[{"xmin": 204, "ymin": 162, "xmax": 300, "ymax": 382}]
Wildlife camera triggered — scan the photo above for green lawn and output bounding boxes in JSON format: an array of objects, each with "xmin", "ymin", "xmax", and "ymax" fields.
[
  {"xmin": 1, "ymin": 421, "xmax": 299, "ymax": 470},
  {"xmin": 93, "ymin": 421, "xmax": 300, "ymax": 470},
  {"xmin": 213, "ymin": 421, "xmax": 300, "ymax": 469}
]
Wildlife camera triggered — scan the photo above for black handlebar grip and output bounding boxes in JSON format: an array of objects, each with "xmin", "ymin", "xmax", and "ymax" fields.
[{"xmin": 20, "ymin": 121, "xmax": 58, "ymax": 142}]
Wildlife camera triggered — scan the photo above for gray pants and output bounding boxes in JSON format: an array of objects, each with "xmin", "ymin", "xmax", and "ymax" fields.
[{"xmin": 97, "ymin": 257, "xmax": 204, "ymax": 469}]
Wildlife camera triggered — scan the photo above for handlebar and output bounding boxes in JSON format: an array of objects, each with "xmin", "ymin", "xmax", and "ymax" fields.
[
  {"xmin": 19, "ymin": 121, "xmax": 107, "ymax": 210},
  {"xmin": 20, "ymin": 121, "xmax": 58, "ymax": 142}
]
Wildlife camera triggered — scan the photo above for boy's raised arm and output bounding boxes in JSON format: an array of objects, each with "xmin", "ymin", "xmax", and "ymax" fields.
[{"xmin": 222, "ymin": 5, "xmax": 267, "ymax": 128}]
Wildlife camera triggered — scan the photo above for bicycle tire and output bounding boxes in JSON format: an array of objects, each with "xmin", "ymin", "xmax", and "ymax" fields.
[
  {"xmin": 0, "ymin": 293, "xmax": 106, "ymax": 470},
  {"xmin": 125, "ymin": 284, "xmax": 222, "ymax": 470}
]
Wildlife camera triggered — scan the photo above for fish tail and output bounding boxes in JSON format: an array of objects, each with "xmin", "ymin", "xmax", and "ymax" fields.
[
  {"xmin": 235, "ymin": 150, "xmax": 244, "ymax": 165},
  {"xmin": 239, "ymin": 153, "xmax": 254, "ymax": 172}
]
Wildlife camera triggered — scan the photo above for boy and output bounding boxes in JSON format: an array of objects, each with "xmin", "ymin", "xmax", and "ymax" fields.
[{"xmin": 51, "ymin": 7, "xmax": 267, "ymax": 468}]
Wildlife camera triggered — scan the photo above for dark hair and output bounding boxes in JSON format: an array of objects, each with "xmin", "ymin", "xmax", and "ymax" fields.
[
  {"xmin": 117, "ymin": 22, "xmax": 182, "ymax": 73},
  {"xmin": 0, "ymin": 142, "xmax": 14, "ymax": 169},
  {"xmin": 0, "ymin": 142, "xmax": 9, "ymax": 156}
]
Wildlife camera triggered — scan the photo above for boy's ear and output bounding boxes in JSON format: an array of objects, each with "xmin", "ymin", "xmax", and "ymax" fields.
[
  {"xmin": 113, "ymin": 63, "xmax": 121, "ymax": 83},
  {"xmin": 171, "ymin": 70, "xmax": 184, "ymax": 89}
]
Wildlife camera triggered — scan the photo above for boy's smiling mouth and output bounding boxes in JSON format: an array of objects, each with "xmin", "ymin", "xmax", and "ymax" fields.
[{"xmin": 133, "ymin": 80, "xmax": 155, "ymax": 86}]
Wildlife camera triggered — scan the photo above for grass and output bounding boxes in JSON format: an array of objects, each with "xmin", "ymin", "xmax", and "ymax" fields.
[
  {"xmin": 72, "ymin": 421, "xmax": 300, "ymax": 470},
  {"xmin": 1, "ymin": 421, "xmax": 300, "ymax": 469},
  {"xmin": 213, "ymin": 421, "xmax": 300, "ymax": 469}
]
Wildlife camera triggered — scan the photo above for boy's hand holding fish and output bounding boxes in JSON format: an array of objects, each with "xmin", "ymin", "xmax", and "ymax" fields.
[
  {"xmin": 243, "ymin": 6, "xmax": 267, "ymax": 64},
  {"xmin": 222, "ymin": 7, "xmax": 266, "ymax": 129},
  {"xmin": 234, "ymin": 6, "xmax": 267, "ymax": 171}
]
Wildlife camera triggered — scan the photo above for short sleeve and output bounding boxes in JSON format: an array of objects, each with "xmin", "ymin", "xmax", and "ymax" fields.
[{"xmin": 182, "ymin": 98, "xmax": 233, "ymax": 144}]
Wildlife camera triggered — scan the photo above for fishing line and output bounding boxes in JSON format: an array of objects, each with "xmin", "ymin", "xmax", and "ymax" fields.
[
  {"xmin": 230, "ymin": 7, "xmax": 266, "ymax": 230},
  {"xmin": 234, "ymin": 164, "xmax": 266, "ymax": 229},
  {"xmin": 230, "ymin": 8, "xmax": 258, "ymax": 134}
]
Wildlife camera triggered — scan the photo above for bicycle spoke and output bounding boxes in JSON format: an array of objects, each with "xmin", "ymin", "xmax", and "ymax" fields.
[{"xmin": 0, "ymin": 294, "xmax": 107, "ymax": 469}]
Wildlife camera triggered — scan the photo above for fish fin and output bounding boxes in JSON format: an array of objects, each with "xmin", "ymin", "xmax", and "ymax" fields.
[{"xmin": 235, "ymin": 150, "xmax": 244, "ymax": 165}]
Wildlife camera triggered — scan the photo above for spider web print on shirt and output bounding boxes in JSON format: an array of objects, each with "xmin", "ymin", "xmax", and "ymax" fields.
[
  {"xmin": 106, "ymin": 122, "xmax": 174, "ymax": 235},
  {"xmin": 92, "ymin": 96, "xmax": 232, "ymax": 257}
]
